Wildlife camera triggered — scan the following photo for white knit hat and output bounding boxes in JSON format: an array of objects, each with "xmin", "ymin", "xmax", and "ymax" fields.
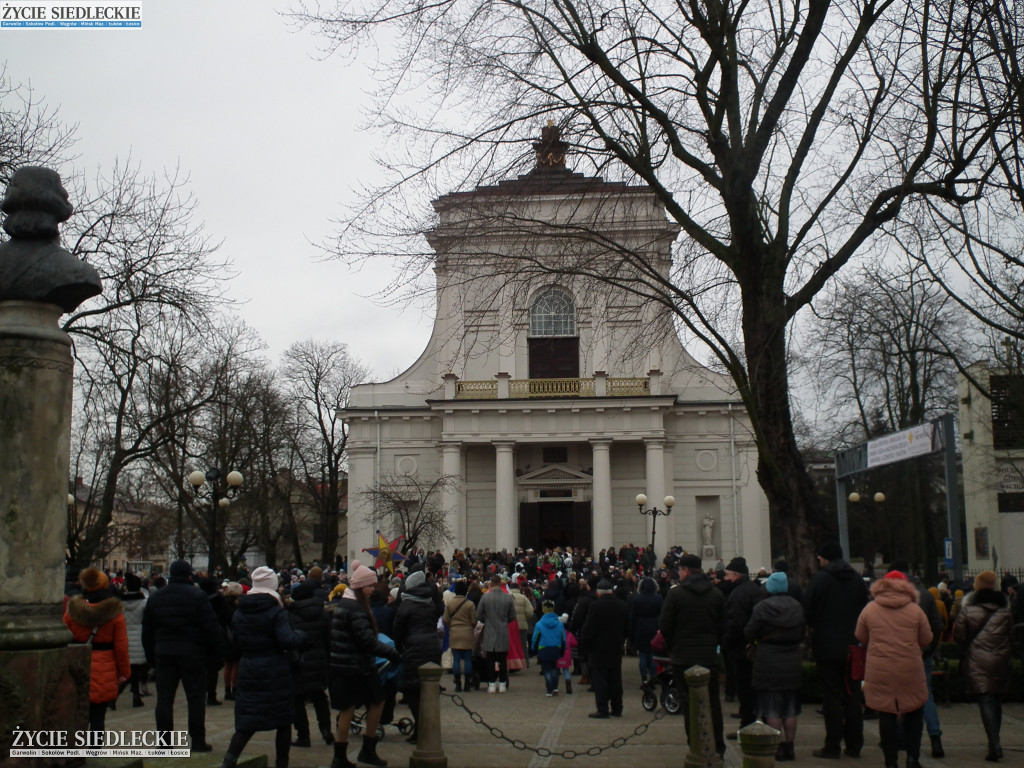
[{"xmin": 248, "ymin": 566, "xmax": 282, "ymax": 604}]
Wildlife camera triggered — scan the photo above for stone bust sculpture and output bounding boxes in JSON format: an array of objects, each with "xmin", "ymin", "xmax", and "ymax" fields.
[{"xmin": 0, "ymin": 167, "xmax": 102, "ymax": 312}]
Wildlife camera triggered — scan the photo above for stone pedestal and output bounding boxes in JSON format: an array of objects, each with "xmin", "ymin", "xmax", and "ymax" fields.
[
  {"xmin": 702, "ymin": 545, "xmax": 716, "ymax": 561},
  {"xmin": 409, "ymin": 663, "xmax": 447, "ymax": 768},
  {"xmin": 0, "ymin": 302, "xmax": 86, "ymax": 768},
  {"xmin": 0, "ymin": 301, "xmax": 75, "ymax": 645},
  {"xmin": 683, "ymin": 665, "xmax": 723, "ymax": 768},
  {"xmin": 0, "ymin": 645, "xmax": 90, "ymax": 768}
]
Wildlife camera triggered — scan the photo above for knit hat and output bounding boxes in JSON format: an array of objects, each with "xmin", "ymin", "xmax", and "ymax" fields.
[
  {"xmin": 559, "ymin": 613, "xmax": 569, "ymax": 624},
  {"xmin": 248, "ymin": 566, "xmax": 282, "ymax": 604},
  {"xmin": 79, "ymin": 567, "xmax": 108, "ymax": 592},
  {"xmin": 816, "ymin": 541, "xmax": 843, "ymax": 562},
  {"xmin": 765, "ymin": 572, "xmax": 788, "ymax": 594},
  {"xmin": 349, "ymin": 564, "xmax": 378, "ymax": 590},
  {"xmin": 124, "ymin": 573, "xmax": 142, "ymax": 593},
  {"xmin": 405, "ymin": 570, "xmax": 427, "ymax": 590},
  {"xmin": 308, "ymin": 566, "xmax": 323, "ymax": 581},
  {"xmin": 169, "ymin": 559, "xmax": 193, "ymax": 581},
  {"xmin": 223, "ymin": 581, "xmax": 243, "ymax": 597},
  {"xmin": 884, "ymin": 570, "xmax": 908, "ymax": 580},
  {"xmin": 596, "ymin": 579, "xmax": 614, "ymax": 592},
  {"xmin": 974, "ymin": 570, "xmax": 998, "ymax": 592},
  {"xmin": 725, "ymin": 557, "xmax": 749, "ymax": 576},
  {"xmin": 542, "ymin": 599, "xmax": 556, "ymax": 613}
]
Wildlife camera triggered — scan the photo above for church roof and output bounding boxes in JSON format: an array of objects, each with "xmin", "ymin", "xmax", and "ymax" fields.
[{"xmin": 432, "ymin": 124, "xmax": 654, "ymax": 211}]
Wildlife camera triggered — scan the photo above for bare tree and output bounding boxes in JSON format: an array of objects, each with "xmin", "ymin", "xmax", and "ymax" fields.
[
  {"xmin": 0, "ymin": 66, "xmax": 76, "ymax": 185},
  {"xmin": 360, "ymin": 473, "xmax": 458, "ymax": 553},
  {"xmin": 296, "ymin": 0, "xmax": 1023, "ymax": 576},
  {"xmin": 281, "ymin": 340, "xmax": 369, "ymax": 563}
]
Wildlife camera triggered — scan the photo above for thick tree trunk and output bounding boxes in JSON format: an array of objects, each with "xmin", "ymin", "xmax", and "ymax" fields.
[{"xmin": 742, "ymin": 281, "xmax": 830, "ymax": 584}]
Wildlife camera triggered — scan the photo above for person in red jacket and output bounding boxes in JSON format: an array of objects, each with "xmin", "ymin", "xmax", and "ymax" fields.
[{"xmin": 64, "ymin": 567, "xmax": 131, "ymax": 732}]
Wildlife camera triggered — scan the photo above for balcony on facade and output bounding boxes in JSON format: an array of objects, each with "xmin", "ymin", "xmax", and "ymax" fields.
[{"xmin": 443, "ymin": 370, "xmax": 662, "ymax": 400}]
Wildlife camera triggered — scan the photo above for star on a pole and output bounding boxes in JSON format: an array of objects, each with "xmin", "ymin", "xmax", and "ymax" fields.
[{"xmin": 362, "ymin": 530, "xmax": 406, "ymax": 573}]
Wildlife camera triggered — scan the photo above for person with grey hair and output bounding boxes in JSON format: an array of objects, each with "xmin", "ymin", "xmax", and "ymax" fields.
[{"xmin": 580, "ymin": 579, "xmax": 628, "ymax": 718}]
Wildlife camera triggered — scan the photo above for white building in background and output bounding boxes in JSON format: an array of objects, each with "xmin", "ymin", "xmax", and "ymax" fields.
[
  {"xmin": 342, "ymin": 125, "xmax": 769, "ymax": 568},
  {"xmin": 959, "ymin": 362, "xmax": 1024, "ymax": 570}
]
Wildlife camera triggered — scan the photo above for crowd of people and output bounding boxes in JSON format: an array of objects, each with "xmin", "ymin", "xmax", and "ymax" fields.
[{"xmin": 63, "ymin": 541, "xmax": 1022, "ymax": 767}]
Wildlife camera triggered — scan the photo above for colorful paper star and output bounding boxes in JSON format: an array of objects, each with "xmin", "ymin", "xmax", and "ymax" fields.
[{"xmin": 362, "ymin": 530, "xmax": 406, "ymax": 573}]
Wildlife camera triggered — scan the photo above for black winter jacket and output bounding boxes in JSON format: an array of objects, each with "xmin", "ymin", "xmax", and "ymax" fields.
[
  {"xmin": 724, "ymin": 576, "xmax": 766, "ymax": 650},
  {"xmin": 329, "ymin": 595, "xmax": 400, "ymax": 676},
  {"xmin": 628, "ymin": 579, "xmax": 663, "ymax": 653},
  {"xmin": 659, "ymin": 574, "xmax": 725, "ymax": 669},
  {"xmin": 803, "ymin": 559, "xmax": 869, "ymax": 661},
  {"xmin": 581, "ymin": 593, "xmax": 628, "ymax": 667},
  {"xmin": 393, "ymin": 586, "xmax": 443, "ymax": 690},
  {"xmin": 745, "ymin": 593, "xmax": 805, "ymax": 691},
  {"xmin": 233, "ymin": 593, "xmax": 307, "ymax": 732},
  {"xmin": 287, "ymin": 590, "xmax": 332, "ymax": 696},
  {"xmin": 141, "ymin": 579, "xmax": 224, "ymax": 665}
]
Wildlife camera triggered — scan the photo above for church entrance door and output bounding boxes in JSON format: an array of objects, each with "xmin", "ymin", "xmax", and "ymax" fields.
[{"xmin": 519, "ymin": 501, "xmax": 592, "ymax": 551}]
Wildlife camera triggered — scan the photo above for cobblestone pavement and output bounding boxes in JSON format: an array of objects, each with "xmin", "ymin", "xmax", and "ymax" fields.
[{"xmin": 100, "ymin": 660, "xmax": 1021, "ymax": 768}]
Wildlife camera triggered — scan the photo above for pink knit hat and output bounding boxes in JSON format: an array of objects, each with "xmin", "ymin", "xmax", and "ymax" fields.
[{"xmin": 349, "ymin": 563, "xmax": 378, "ymax": 590}]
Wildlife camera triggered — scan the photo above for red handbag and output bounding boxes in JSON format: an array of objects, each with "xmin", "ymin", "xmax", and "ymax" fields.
[{"xmin": 847, "ymin": 644, "xmax": 867, "ymax": 681}]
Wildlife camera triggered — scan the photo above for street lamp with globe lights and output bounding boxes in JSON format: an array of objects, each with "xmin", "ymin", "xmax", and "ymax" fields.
[
  {"xmin": 636, "ymin": 493, "xmax": 675, "ymax": 562},
  {"xmin": 189, "ymin": 468, "xmax": 243, "ymax": 574}
]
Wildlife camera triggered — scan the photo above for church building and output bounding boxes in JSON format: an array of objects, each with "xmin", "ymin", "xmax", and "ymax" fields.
[{"xmin": 343, "ymin": 125, "xmax": 770, "ymax": 569}]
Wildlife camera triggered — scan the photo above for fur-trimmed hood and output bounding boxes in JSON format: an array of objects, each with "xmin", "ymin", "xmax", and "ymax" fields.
[
  {"xmin": 869, "ymin": 575, "xmax": 919, "ymax": 608},
  {"xmin": 963, "ymin": 588, "xmax": 1008, "ymax": 609},
  {"xmin": 65, "ymin": 594, "xmax": 124, "ymax": 626}
]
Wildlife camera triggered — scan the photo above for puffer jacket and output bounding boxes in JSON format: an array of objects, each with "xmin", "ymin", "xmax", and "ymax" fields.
[
  {"xmin": 512, "ymin": 589, "xmax": 533, "ymax": 630},
  {"xmin": 393, "ymin": 585, "xmax": 443, "ymax": 690},
  {"xmin": 64, "ymin": 592, "xmax": 130, "ymax": 704},
  {"xmin": 531, "ymin": 611, "xmax": 566, "ymax": 652},
  {"xmin": 121, "ymin": 590, "xmax": 147, "ymax": 665},
  {"xmin": 953, "ymin": 589, "xmax": 1014, "ymax": 695},
  {"xmin": 329, "ymin": 593, "xmax": 400, "ymax": 675},
  {"xmin": 855, "ymin": 577, "xmax": 931, "ymax": 714},
  {"xmin": 443, "ymin": 595, "xmax": 478, "ymax": 650},
  {"xmin": 287, "ymin": 585, "xmax": 332, "ymax": 696},
  {"xmin": 233, "ymin": 592, "xmax": 306, "ymax": 732},
  {"xmin": 744, "ymin": 593, "xmax": 805, "ymax": 691},
  {"xmin": 142, "ymin": 578, "xmax": 224, "ymax": 664}
]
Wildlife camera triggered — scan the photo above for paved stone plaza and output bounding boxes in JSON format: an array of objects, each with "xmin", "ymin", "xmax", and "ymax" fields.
[{"xmin": 95, "ymin": 660, "xmax": 1020, "ymax": 768}]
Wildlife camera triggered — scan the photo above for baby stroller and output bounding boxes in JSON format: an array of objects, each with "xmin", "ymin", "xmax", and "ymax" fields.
[
  {"xmin": 641, "ymin": 652, "xmax": 682, "ymax": 714},
  {"xmin": 350, "ymin": 634, "xmax": 415, "ymax": 741}
]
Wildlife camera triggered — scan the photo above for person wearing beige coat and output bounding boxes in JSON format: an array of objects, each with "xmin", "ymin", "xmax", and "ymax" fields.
[
  {"xmin": 442, "ymin": 580, "xmax": 478, "ymax": 692},
  {"xmin": 855, "ymin": 571, "xmax": 932, "ymax": 768}
]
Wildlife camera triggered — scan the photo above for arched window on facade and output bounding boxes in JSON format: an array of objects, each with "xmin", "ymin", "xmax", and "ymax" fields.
[{"xmin": 528, "ymin": 287, "xmax": 579, "ymax": 379}]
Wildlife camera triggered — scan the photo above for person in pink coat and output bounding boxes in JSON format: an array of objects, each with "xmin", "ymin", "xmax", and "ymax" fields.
[
  {"xmin": 855, "ymin": 570, "xmax": 932, "ymax": 768},
  {"xmin": 556, "ymin": 613, "xmax": 577, "ymax": 694}
]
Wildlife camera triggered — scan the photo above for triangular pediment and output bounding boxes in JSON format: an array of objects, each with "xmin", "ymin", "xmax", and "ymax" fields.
[{"xmin": 517, "ymin": 464, "xmax": 593, "ymax": 488}]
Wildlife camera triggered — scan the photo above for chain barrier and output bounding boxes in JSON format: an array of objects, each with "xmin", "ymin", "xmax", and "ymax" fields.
[{"xmin": 442, "ymin": 691, "xmax": 668, "ymax": 759}]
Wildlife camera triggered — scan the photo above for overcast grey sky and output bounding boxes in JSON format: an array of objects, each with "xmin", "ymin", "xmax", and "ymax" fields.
[{"xmin": 2, "ymin": 1, "xmax": 432, "ymax": 378}]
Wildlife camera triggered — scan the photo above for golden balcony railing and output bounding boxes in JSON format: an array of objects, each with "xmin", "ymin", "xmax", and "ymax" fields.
[{"xmin": 453, "ymin": 376, "xmax": 651, "ymax": 399}]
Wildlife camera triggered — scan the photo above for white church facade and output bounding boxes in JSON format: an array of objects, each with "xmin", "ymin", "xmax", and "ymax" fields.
[{"xmin": 343, "ymin": 126, "xmax": 770, "ymax": 568}]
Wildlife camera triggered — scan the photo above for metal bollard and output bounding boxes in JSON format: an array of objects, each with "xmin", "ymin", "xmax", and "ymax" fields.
[
  {"xmin": 683, "ymin": 665, "xmax": 723, "ymax": 768},
  {"xmin": 738, "ymin": 721, "xmax": 781, "ymax": 768},
  {"xmin": 409, "ymin": 662, "xmax": 447, "ymax": 768}
]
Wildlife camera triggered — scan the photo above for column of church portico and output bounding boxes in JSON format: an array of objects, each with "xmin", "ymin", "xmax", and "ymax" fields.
[
  {"xmin": 660, "ymin": 441, "xmax": 677, "ymax": 548},
  {"xmin": 346, "ymin": 447, "xmax": 376, "ymax": 565},
  {"xmin": 441, "ymin": 442, "xmax": 463, "ymax": 547},
  {"xmin": 591, "ymin": 439, "xmax": 613, "ymax": 550},
  {"xmin": 494, "ymin": 442, "xmax": 517, "ymax": 551}
]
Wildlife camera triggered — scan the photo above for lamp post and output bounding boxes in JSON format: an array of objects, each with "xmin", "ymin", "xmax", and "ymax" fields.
[
  {"xmin": 848, "ymin": 491, "xmax": 885, "ymax": 568},
  {"xmin": 189, "ymin": 468, "xmax": 243, "ymax": 574},
  {"xmin": 636, "ymin": 493, "xmax": 675, "ymax": 561}
]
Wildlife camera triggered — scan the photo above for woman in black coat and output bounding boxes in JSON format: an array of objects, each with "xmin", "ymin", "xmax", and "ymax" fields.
[
  {"xmin": 744, "ymin": 572, "xmax": 806, "ymax": 762},
  {"xmin": 628, "ymin": 577, "xmax": 663, "ymax": 684},
  {"xmin": 288, "ymin": 581, "xmax": 334, "ymax": 748},
  {"xmin": 221, "ymin": 567, "xmax": 307, "ymax": 768},
  {"xmin": 393, "ymin": 570, "xmax": 443, "ymax": 742}
]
